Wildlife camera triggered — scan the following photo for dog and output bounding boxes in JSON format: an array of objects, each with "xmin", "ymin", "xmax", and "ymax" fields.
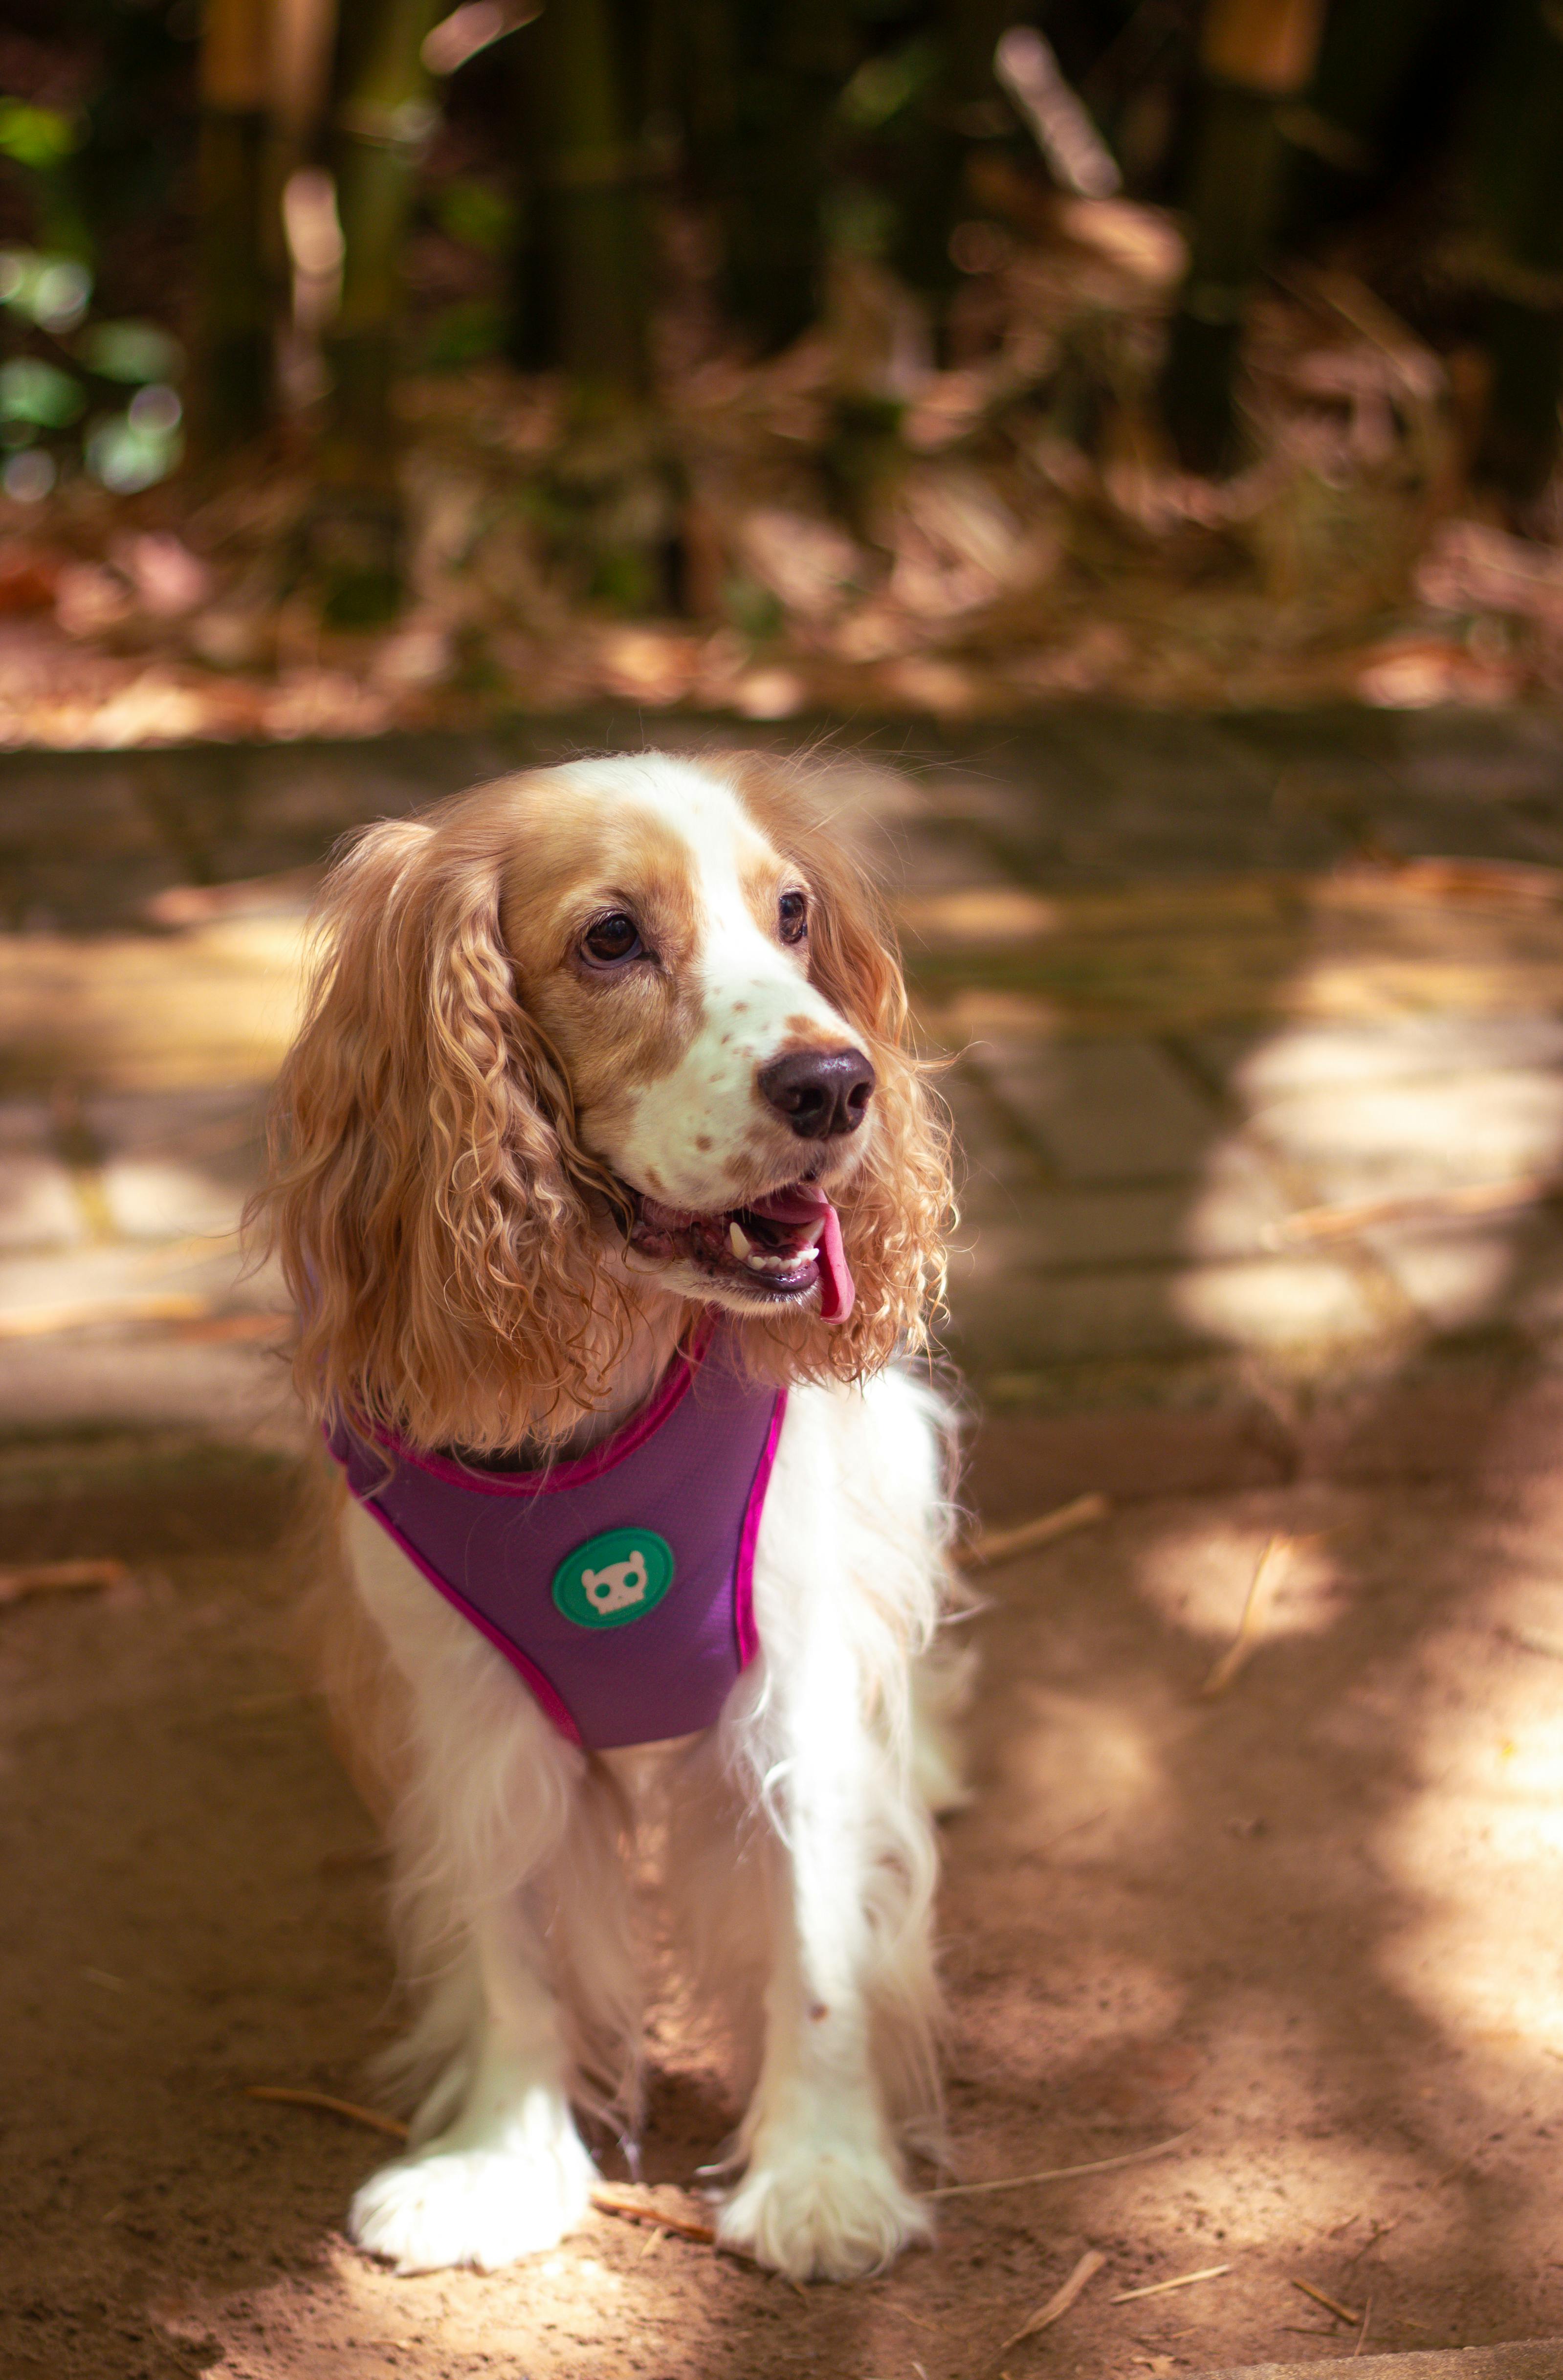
[{"xmin": 254, "ymin": 749, "xmax": 965, "ymax": 2283}]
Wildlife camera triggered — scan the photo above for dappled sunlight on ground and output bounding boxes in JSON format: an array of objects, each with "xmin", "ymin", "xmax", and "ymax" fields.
[
  {"xmin": 11, "ymin": 717, "xmax": 1563, "ymax": 2370},
  {"xmin": 1374, "ymin": 1488, "xmax": 1563, "ymax": 2070},
  {"xmin": 988, "ymin": 1679, "xmax": 1170, "ymax": 1850},
  {"xmin": 1132, "ymin": 1518, "xmax": 1344, "ymax": 1649}
]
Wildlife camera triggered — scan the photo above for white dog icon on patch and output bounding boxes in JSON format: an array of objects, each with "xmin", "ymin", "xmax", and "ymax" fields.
[{"xmin": 581, "ymin": 1547, "xmax": 648, "ymax": 1615}]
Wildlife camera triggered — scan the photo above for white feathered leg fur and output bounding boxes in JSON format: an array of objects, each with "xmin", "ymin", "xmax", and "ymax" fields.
[{"xmin": 336, "ymin": 1365, "xmax": 964, "ymax": 2282}]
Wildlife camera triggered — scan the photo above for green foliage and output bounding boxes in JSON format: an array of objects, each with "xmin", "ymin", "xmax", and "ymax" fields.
[
  {"xmin": 86, "ymin": 392, "xmax": 183, "ymax": 493},
  {"xmin": 422, "ymin": 300, "xmax": 507, "ymax": 367},
  {"xmin": 722, "ymin": 574, "xmax": 786, "ymax": 640},
  {"xmin": 0, "ymin": 247, "xmax": 184, "ymax": 493},
  {"xmin": 0, "ymin": 249, "xmax": 92, "ymax": 334},
  {"xmin": 0, "ymin": 358, "xmax": 87, "ymax": 432},
  {"xmin": 432, "ymin": 177, "xmax": 515, "ymax": 257},
  {"xmin": 0, "ymin": 102, "xmax": 80, "ymax": 174},
  {"xmin": 837, "ymin": 33, "xmax": 940, "ymax": 132},
  {"xmin": 79, "ymin": 320, "xmax": 184, "ymax": 385}
]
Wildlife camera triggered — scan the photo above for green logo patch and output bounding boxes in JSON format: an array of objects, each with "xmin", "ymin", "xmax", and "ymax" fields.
[{"xmin": 552, "ymin": 1528, "xmax": 674, "ymax": 1630}]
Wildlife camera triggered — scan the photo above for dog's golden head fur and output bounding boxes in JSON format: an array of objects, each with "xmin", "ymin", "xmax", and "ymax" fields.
[{"xmin": 252, "ymin": 750, "xmax": 951, "ymax": 1451}]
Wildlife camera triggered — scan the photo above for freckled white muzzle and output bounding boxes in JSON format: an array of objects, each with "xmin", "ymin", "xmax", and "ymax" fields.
[{"xmin": 591, "ymin": 908, "xmax": 870, "ymax": 1322}]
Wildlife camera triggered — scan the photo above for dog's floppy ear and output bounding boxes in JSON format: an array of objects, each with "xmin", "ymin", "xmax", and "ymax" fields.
[
  {"xmin": 254, "ymin": 805, "xmax": 626, "ymax": 1449},
  {"xmin": 721, "ymin": 753, "xmax": 952, "ymax": 1379}
]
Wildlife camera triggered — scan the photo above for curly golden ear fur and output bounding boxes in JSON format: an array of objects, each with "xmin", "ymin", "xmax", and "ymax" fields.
[
  {"xmin": 715, "ymin": 752, "xmax": 954, "ymax": 1385},
  {"xmin": 251, "ymin": 800, "xmax": 633, "ymax": 1450}
]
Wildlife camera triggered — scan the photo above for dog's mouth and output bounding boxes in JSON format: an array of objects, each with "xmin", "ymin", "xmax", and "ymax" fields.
[{"xmin": 626, "ymin": 1180, "xmax": 855, "ymax": 1323}]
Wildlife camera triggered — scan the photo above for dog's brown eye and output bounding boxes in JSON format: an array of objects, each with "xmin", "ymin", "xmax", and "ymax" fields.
[
  {"xmin": 582, "ymin": 912, "xmax": 644, "ymax": 967},
  {"xmin": 778, "ymin": 890, "xmax": 808, "ymax": 945}
]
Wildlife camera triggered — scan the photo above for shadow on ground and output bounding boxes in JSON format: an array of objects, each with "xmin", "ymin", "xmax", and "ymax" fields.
[{"xmin": 7, "ymin": 709, "xmax": 1563, "ymax": 2376}]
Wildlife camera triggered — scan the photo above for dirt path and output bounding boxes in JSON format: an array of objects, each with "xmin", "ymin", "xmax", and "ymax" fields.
[{"xmin": 6, "ymin": 1384, "xmax": 1563, "ymax": 2380}]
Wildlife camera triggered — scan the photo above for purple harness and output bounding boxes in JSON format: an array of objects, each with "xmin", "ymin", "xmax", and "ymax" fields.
[{"xmin": 327, "ymin": 1331, "xmax": 785, "ymax": 1750}]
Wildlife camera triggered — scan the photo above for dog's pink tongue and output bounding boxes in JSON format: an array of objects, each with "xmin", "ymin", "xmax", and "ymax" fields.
[
  {"xmin": 810, "ymin": 1196, "xmax": 854, "ymax": 1323},
  {"xmin": 749, "ymin": 1183, "xmax": 855, "ymax": 1324}
]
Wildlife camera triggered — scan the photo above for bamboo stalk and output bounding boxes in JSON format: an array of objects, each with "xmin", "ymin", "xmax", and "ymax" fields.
[
  {"xmin": 509, "ymin": 0, "xmax": 649, "ymax": 403},
  {"xmin": 1161, "ymin": 0, "xmax": 1329, "ymax": 475},
  {"xmin": 1465, "ymin": 1, "xmax": 1561, "ymax": 507},
  {"xmin": 1470, "ymin": 0, "xmax": 1563, "ymax": 508},
  {"xmin": 315, "ymin": 0, "xmax": 441, "ymax": 622},
  {"xmin": 193, "ymin": 0, "xmax": 278, "ymax": 456},
  {"xmin": 706, "ymin": 0, "xmax": 844, "ymax": 358},
  {"xmin": 891, "ymin": 0, "xmax": 1017, "ymax": 341}
]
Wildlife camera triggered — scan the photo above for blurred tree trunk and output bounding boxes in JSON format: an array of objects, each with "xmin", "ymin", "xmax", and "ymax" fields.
[
  {"xmin": 1282, "ymin": 0, "xmax": 1466, "ymax": 233},
  {"xmin": 193, "ymin": 0, "xmax": 276, "ymax": 458},
  {"xmin": 716, "ymin": 0, "xmax": 850, "ymax": 356},
  {"xmin": 656, "ymin": 0, "xmax": 735, "ymax": 203},
  {"xmin": 509, "ymin": 0, "xmax": 648, "ymax": 403},
  {"xmin": 891, "ymin": 0, "xmax": 1014, "ymax": 344},
  {"xmin": 1160, "ymin": 0, "xmax": 1329, "ymax": 475},
  {"xmin": 508, "ymin": 0, "xmax": 686, "ymax": 616},
  {"xmin": 266, "ymin": 0, "xmax": 339, "ymax": 252},
  {"xmin": 314, "ymin": 0, "xmax": 440, "ymax": 623},
  {"xmin": 1472, "ymin": 0, "xmax": 1563, "ymax": 511}
]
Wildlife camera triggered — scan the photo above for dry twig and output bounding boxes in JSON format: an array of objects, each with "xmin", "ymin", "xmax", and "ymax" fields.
[
  {"xmin": 0, "ymin": 1291, "xmax": 214, "ymax": 1340},
  {"xmin": 1110, "ymin": 2263, "xmax": 1230, "ymax": 2304},
  {"xmin": 1291, "ymin": 2277, "xmax": 1364, "ymax": 2325},
  {"xmin": 241, "ymin": 2087, "xmax": 719, "ymax": 2244},
  {"xmin": 1501, "ymin": 1622, "xmax": 1563, "ymax": 1662},
  {"xmin": 1275, "ymin": 1174, "xmax": 1562, "ymax": 1246},
  {"xmin": 0, "ymin": 1557, "xmax": 128, "ymax": 1606},
  {"xmin": 1200, "ymin": 1537, "xmax": 1287, "ymax": 1697},
  {"xmin": 244, "ymin": 2085, "xmax": 410, "ymax": 2140},
  {"xmin": 1343, "ymin": 2216, "xmax": 1401, "ymax": 2265},
  {"xmin": 587, "ymin": 2189, "xmax": 716, "ymax": 2246},
  {"xmin": 959, "ymin": 1493, "xmax": 1109, "ymax": 1571},
  {"xmin": 998, "ymin": 2247, "xmax": 1107, "ymax": 2353},
  {"xmin": 930, "ymin": 2129, "xmax": 1193, "ymax": 2199}
]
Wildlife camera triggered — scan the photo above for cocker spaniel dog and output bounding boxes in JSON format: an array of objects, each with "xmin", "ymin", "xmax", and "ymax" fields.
[{"xmin": 255, "ymin": 749, "xmax": 964, "ymax": 2283}]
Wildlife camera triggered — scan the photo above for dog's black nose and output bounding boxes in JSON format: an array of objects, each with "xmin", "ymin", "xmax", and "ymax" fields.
[{"xmin": 758, "ymin": 1047, "xmax": 877, "ymax": 1140}]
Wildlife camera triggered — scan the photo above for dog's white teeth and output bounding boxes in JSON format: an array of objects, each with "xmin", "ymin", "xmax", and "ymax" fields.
[
  {"xmin": 741, "ymin": 1246, "xmax": 809, "ymax": 1275},
  {"xmin": 729, "ymin": 1220, "xmax": 752, "ymax": 1260}
]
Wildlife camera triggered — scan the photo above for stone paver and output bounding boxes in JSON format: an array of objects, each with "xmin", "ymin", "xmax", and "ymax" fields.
[
  {"xmin": 0, "ymin": 1101, "xmax": 82, "ymax": 1249},
  {"xmin": 1193, "ymin": 2348, "xmax": 1563, "ymax": 2380},
  {"xmin": 973, "ymin": 1034, "xmax": 1222, "ymax": 1183},
  {"xmin": 86, "ymin": 1087, "xmax": 265, "ymax": 1241}
]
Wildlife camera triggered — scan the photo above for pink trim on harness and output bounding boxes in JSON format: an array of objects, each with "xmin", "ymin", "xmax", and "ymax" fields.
[
  {"xmin": 360, "ymin": 1501, "xmax": 585, "ymax": 1745},
  {"xmin": 365, "ymin": 1333, "xmax": 704, "ymax": 1498},
  {"xmin": 328, "ymin": 1326, "xmax": 784, "ymax": 1751},
  {"xmin": 734, "ymin": 1392, "xmax": 786, "ymax": 1669}
]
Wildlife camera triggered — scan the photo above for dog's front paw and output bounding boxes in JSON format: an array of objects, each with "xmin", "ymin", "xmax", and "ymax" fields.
[
  {"xmin": 350, "ymin": 2128, "xmax": 594, "ymax": 2274},
  {"xmin": 718, "ymin": 2135, "xmax": 930, "ymax": 2282}
]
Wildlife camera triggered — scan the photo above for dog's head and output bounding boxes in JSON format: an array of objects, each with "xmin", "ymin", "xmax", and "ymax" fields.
[{"xmin": 260, "ymin": 751, "xmax": 949, "ymax": 1448}]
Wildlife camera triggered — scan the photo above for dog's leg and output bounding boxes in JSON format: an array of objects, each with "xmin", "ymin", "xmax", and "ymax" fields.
[
  {"xmin": 338, "ymin": 1505, "xmax": 598, "ymax": 2273},
  {"xmin": 716, "ymin": 1716, "xmax": 935, "ymax": 2280},
  {"xmin": 716, "ymin": 1382, "xmax": 944, "ymax": 2283},
  {"xmin": 350, "ymin": 1895, "xmax": 597, "ymax": 2273}
]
